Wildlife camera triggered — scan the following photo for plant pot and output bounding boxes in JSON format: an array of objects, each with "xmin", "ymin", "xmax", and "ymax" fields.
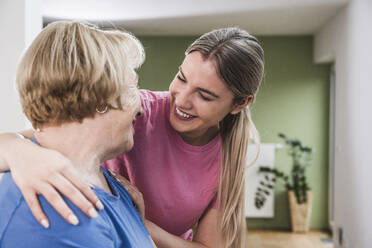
[{"xmin": 288, "ymin": 190, "xmax": 313, "ymax": 233}]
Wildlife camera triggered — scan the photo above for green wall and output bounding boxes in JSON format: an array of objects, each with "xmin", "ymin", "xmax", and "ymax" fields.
[{"xmin": 137, "ymin": 36, "xmax": 330, "ymax": 230}]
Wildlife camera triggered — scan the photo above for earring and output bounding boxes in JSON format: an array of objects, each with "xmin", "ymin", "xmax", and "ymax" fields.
[{"xmin": 96, "ymin": 105, "xmax": 108, "ymax": 114}]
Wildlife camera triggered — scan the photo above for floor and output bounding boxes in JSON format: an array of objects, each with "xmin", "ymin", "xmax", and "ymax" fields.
[{"xmin": 246, "ymin": 229, "xmax": 334, "ymax": 248}]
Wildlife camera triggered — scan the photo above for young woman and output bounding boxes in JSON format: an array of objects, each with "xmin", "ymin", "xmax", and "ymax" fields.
[{"xmin": 0, "ymin": 27, "xmax": 264, "ymax": 248}]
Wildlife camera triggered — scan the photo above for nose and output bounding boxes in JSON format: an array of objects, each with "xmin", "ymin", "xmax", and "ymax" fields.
[{"xmin": 174, "ymin": 88, "xmax": 192, "ymax": 110}]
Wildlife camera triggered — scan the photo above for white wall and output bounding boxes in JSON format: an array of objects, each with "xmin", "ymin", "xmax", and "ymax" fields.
[
  {"xmin": 314, "ymin": 0, "xmax": 372, "ymax": 247},
  {"xmin": 0, "ymin": 0, "xmax": 42, "ymax": 132}
]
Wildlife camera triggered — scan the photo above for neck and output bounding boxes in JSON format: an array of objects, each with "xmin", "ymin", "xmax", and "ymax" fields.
[
  {"xmin": 178, "ymin": 125, "xmax": 219, "ymax": 146},
  {"xmin": 34, "ymin": 122, "xmax": 109, "ymax": 190}
]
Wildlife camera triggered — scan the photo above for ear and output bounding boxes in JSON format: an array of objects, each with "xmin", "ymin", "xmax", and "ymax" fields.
[{"xmin": 230, "ymin": 95, "xmax": 254, "ymax": 115}]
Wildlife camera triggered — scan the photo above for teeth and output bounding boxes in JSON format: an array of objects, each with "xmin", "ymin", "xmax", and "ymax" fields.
[{"xmin": 176, "ymin": 107, "xmax": 193, "ymax": 118}]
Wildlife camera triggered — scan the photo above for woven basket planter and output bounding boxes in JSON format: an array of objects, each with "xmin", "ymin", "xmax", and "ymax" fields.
[{"xmin": 288, "ymin": 190, "xmax": 313, "ymax": 233}]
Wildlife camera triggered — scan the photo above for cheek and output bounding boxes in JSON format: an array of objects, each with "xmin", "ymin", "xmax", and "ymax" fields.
[
  {"xmin": 116, "ymin": 115, "xmax": 130, "ymax": 135},
  {"xmin": 197, "ymin": 101, "xmax": 231, "ymax": 122},
  {"xmin": 123, "ymin": 119, "xmax": 132, "ymax": 132}
]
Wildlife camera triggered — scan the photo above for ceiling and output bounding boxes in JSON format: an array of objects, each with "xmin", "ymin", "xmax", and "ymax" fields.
[{"xmin": 42, "ymin": 0, "xmax": 349, "ymax": 36}]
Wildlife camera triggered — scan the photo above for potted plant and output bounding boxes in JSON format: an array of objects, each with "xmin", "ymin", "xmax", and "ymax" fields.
[{"xmin": 254, "ymin": 133, "xmax": 314, "ymax": 232}]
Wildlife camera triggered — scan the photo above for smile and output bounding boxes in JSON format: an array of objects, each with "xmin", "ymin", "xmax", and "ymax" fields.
[{"xmin": 175, "ymin": 107, "xmax": 196, "ymax": 119}]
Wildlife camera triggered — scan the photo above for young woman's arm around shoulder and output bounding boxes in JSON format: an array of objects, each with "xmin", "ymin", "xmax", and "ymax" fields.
[
  {"xmin": 0, "ymin": 132, "xmax": 29, "ymax": 171},
  {"xmin": 0, "ymin": 131, "xmax": 101, "ymax": 227},
  {"xmin": 145, "ymin": 206, "xmax": 220, "ymax": 248}
]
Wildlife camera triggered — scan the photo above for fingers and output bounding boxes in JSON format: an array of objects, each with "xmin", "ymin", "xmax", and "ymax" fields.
[
  {"xmin": 22, "ymin": 184, "xmax": 80, "ymax": 227},
  {"xmin": 8, "ymin": 146, "xmax": 103, "ymax": 228},
  {"xmin": 62, "ymin": 167, "xmax": 104, "ymax": 211},
  {"xmin": 108, "ymin": 170, "xmax": 145, "ymax": 219},
  {"xmin": 22, "ymin": 168, "xmax": 103, "ymax": 228},
  {"xmin": 38, "ymin": 183, "xmax": 80, "ymax": 226},
  {"xmin": 50, "ymin": 173, "xmax": 99, "ymax": 219},
  {"xmin": 108, "ymin": 170, "xmax": 131, "ymax": 186},
  {"xmin": 22, "ymin": 188, "xmax": 50, "ymax": 228},
  {"xmin": 128, "ymin": 188, "xmax": 145, "ymax": 217}
]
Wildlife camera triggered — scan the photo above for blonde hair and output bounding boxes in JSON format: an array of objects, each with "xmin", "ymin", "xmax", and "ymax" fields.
[
  {"xmin": 186, "ymin": 27, "xmax": 264, "ymax": 248},
  {"xmin": 16, "ymin": 21, "xmax": 144, "ymax": 128}
]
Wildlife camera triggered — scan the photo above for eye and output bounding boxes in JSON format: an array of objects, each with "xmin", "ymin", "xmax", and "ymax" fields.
[
  {"xmin": 177, "ymin": 75, "xmax": 186, "ymax": 83},
  {"xmin": 199, "ymin": 92, "xmax": 212, "ymax": 101}
]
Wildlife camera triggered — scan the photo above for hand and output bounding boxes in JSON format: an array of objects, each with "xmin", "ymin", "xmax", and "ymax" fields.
[
  {"xmin": 108, "ymin": 170, "xmax": 145, "ymax": 220},
  {"xmin": 8, "ymin": 139, "xmax": 103, "ymax": 228}
]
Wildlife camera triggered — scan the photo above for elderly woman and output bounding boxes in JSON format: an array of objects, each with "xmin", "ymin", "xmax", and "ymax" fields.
[{"xmin": 0, "ymin": 21, "xmax": 155, "ymax": 248}]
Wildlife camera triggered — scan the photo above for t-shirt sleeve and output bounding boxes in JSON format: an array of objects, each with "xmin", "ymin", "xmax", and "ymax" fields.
[{"xmin": 137, "ymin": 89, "xmax": 169, "ymax": 129}]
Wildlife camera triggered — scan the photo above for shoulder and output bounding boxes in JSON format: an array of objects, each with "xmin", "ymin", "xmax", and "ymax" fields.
[
  {"xmin": 0, "ymin": 176, "xmax": 113, "ymax": 247},
  {"xmin": 140, "ymin": 89, "xmax": 169, "ymax": 111},
  {"xmin": 140, "ymin": 89, "xmax": 169, "ymax": 112},
  {"xmin": 139, "ymin": 89, "xmax": 169, "ymax": 103},
  {"xmin": 0, "ymin": 172, "xmax": 25, "ymax": 237}
]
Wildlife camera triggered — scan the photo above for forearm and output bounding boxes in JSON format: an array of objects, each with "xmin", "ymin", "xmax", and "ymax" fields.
[
  {"xmin": 0, "ymin": 131, "xmax": 34, "ymax": 172},
  {"xmin": 145, "ymin": 220, "xmax": 208, "ymax": 248}
]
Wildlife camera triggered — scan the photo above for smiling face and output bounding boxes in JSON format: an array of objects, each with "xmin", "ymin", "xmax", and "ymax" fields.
[{"xmin": 169, "ymin": 52, "xmax": 242, "ymax": 145}]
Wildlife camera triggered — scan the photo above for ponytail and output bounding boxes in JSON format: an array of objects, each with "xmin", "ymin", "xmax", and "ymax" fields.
[{"xmin": 218, "ymin": 107, "xmax": 260, "ymax": 248}]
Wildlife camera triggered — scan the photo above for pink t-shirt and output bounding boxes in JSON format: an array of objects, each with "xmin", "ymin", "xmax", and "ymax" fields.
[{"xmin": 103, "ymin": 90, "xmax": 221, "ymax": 240}]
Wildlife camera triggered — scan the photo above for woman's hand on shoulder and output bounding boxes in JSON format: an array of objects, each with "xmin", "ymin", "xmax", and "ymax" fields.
[
  {"xmin": 7, "ymin": 137, "xmax": 103, "ymax": 228},
  {"xmin": 108, "ymin": 170, "xmax": 145, "ymax": 220}
]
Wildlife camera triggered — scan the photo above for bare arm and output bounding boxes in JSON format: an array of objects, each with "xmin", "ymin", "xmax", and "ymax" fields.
[
  {"xmin": 0, "ymin": 144, "xmax": 8, "ymax": 172},
  {"xmin": 144, "ymin": 207, "xmax": 220, "ymax": 248},
  {"xmin": 0, "ymin": 131, "xmax": 103, "ymax": 228},
  {"xmin": 0, "ymin": 131, "xmax": 34, "ymax": 172},
  {"xmin": 150, "ymin": 236, "xmax": 158, "ymax": 248}
]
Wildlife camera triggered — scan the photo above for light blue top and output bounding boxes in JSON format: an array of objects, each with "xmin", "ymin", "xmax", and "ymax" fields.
[{"xmin": 0, "ymin": 138, "xmax": 153, "ymax": 248}]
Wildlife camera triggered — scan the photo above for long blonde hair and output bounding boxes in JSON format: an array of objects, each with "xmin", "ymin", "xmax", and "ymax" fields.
[{"xmin": 186, "ymin": 28, "xmax": 264, "ymax": 247}]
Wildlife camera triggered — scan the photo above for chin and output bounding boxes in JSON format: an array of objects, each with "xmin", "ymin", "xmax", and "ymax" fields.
[
  {"xmin": 123, "ymin": 140, "xmax": 134, "ymax": 152},
  {"xmin": 169, "ymin": 115, "xmax": 194, "ymax": 134},
  {"xmin": 106, "ymin": 142, "xmax": 132, "ymax": 160},
  {"xmin": 125, "ymin": 144, "xmax": 134, "ymax": 152}
]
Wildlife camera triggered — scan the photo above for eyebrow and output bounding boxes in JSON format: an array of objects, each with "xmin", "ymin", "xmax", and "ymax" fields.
[{"xmin": 178, "ymin": 66, "xmax": 220, "ymax": 99}]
